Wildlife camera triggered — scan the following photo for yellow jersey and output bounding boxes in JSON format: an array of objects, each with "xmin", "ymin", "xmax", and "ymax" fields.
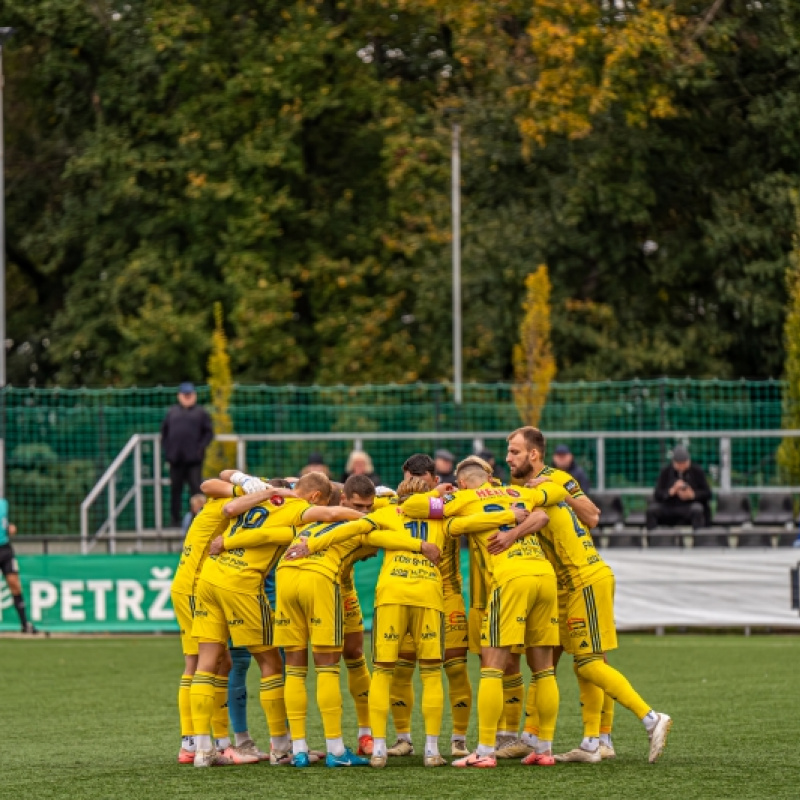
[
  {"xmin": 402, "ymin": 482, "xmax": 567, "ymax": 603},
  {"xmin": 172, "ymin": 494, "xmax": 239, "ymax": 596},
  {"xmin": 536, "ymin": 502, "xmax": 612, "ymax": 592},
  {"xmin": 200, "ymin": 495, "xmax": 314, "ymax": 595},
  {"xmin": 277, "ymin": 508, "xmax": 422, "ymax": 584},
  {"xmin": 535, "ymin": 465, "xmax": 585, "ymax": 499}
]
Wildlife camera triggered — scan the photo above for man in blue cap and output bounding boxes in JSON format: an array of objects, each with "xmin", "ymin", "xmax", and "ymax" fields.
[{"xmin": 161, "ymin": 382, "xmax": 214, "ymax": 527}]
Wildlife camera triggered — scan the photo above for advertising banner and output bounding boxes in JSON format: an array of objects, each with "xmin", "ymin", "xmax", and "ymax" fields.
[
  {"xmin": 1, "ymin": 549, "xmax": 798, "ymax": 633},
  {"xmin": 0, "ymin": 555, "xmax": 178, "ymax": 632}
]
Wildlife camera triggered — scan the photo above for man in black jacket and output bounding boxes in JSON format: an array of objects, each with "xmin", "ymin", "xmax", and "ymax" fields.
[
  {"xmin": 161, "ymin": 382, "xmax": 214, "ymax": 527},
  {"xmin": 646, "ymin": 445, "xmax": 711, "ymax": 530}
]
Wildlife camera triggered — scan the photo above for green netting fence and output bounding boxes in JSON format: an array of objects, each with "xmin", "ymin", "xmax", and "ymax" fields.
[{"xmin": 1, "ymin": 378, "xmax": 792, "ymax": 536}]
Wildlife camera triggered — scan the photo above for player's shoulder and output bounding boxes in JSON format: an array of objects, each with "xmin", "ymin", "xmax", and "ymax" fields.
[{"xmin": 541, "ymin": 466, "xmax": 582, "ymax": 494}]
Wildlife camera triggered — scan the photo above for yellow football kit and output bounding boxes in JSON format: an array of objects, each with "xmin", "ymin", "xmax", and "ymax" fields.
[
  {"xmin": 274, "ymin": 511, "xmax": 424, "ymax": 651},
  {"xmin": 171, "ymin": 495, "xmax": 240, "ymax": 656},
  {"xmin": 191, "ymin": 495, "xmax": 312, "ymax": 650},
  {"xmin": 402, "ymin": 481, "xmax": 567, "ymax": 651},
  {"xmin": 367, "ymin": 504, "xmax": 518, "ymax": 662},
  {"xmin": 536, "ymin": 500, "xmax": 616, "ymax": 654}
]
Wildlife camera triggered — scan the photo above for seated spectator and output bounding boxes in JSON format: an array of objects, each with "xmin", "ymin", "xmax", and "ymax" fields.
[
  {"xmin": 552, "ymin": 444, "xmax": 591, "ymax": 492},
  {"xmin": 301, "ymin": 451, "xmax": 331, "ymax": 478},
  {"xmin": 341, "ymin": 449, "xmax": 381, "ymax": 486},
  {"xmin": 477, "ymin": 449, "xmax": 507, "ymax": 484},
  {"xmin": 435, "ymin": 449, "xmax": 457, "ymax": 485},
  {"xmin": 646, "ymin": 446, "xmax": 711, "ymax": 530},
  {"xmin": 181, "ymin": 494, "xmax": 206, "ymax": 537}
]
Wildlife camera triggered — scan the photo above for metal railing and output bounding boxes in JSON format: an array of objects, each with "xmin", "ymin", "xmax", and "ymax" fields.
[
  {"xmin": 79, "ymin": 433, "xmax": 164, "ymax": 554},
  {"xmin": 80, "ymin": 428, "xmax": 800, "ymax": 553}
]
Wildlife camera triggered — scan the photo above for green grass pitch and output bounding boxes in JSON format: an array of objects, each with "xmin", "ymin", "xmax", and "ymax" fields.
[{"xmin": 1, "ymin": 635, "xmax": 799, "ymax": 799}]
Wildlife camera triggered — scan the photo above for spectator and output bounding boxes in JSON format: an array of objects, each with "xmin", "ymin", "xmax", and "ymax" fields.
[
  {"xmin": 301, "ymin": 452, "xmax": 330, "ymax": 478},
  {"xmin": 552, "ymin": 444, "xmax": 591, "ymax": 492},
  {"xmin": 161, "ymin": 382, "xmax": 214, "ymax": 527},
  {"xmin": 646, "ymin": 445, "xmax": 711, "ymax": 530},
  {"xmin": 477, "ymin": 448, "xmax": 508, "ymax": 484},
  {"xmin": 0, "ymin": 497, "xmax": 37, "ymax": 633},
  {"xmin": 181, "ymin": 494, "xmax": 207, "ymax": 537},
  {"xmin": 435, "ymin": 449, "xmax": 457, "ymax": 485},
  {"xmin": 341, "ymin": 449, "xmax": 381, "ymax": 486}
]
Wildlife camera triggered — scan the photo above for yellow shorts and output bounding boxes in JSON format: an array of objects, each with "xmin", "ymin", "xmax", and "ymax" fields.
[
  {"xmin": 443, "ymin": 593, "xmax": 469, "ymax": 651},
  {"xmin": 481, "ymin": 574, "xmax": 559, "ymax": 649},
  {"xmin": 192, "ymin": 578, "xmax": 274, "ymax": 650},
  {"xmin": 372, "ymin": 604, "xmax": 444, "ymax": 663},
  {"xmin": 172, "ymin": 590, "xmax": 198, "ymax": 656},
  {"xmin": 341, "ymin": 587, "xmax": 364, "ymax": 636},
  {"xmin": 562, "ymin": 575, "xmax": 618, "ymax": 656},
  {"xmin": 468, "ymin": 606, "xmax": 485, "ymax": 655},
  {"xmin": 273, "ymin": 569, "xmax": 343, "ymax": 650},
  {"xmin": 401, "ymin": 593, "xmax": 468, "ymax": 655}
]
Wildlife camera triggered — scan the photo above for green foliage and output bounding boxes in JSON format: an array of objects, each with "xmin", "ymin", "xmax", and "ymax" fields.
[
  {"xmin": 778, "ymin": 191, "xmax": 800, "ymax": 482},
  {"xmin": 3, "ymin": 1, "xmax": 800, "ymax": 385},
  {"xmin": 204, "ymin": 303, "xmax": 235, "ymax": 478}
]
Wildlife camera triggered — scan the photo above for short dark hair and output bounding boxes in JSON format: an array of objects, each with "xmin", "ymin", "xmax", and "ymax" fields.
[
  {"xmin": 343, "ymin": 474, "xmax": 376, "ymax": 500},
  {"xmin": 402, "ymin": 453, "xmax": 436, "ymax": 477},
  {"xmin": 507, "ymin": 426, "xmax": 546, "ymax": 458},
  {"xmin": 267, "ymin": 478, "xmax": 292, "ymax": 489}
]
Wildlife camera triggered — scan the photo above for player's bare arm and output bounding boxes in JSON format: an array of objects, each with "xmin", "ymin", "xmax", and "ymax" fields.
[{"xmin": 487, "ymin": 509, "xmax": 550, "ymax": 555}]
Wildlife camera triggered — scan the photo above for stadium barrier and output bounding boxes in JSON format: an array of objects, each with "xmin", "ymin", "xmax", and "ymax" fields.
[
  {"xmin": 80, "ymin": 429, "xmax": 800, "ymax": 554},
  {"xmin": 3, "ymin": 551, "xmax": 798, "ymax": 634}
]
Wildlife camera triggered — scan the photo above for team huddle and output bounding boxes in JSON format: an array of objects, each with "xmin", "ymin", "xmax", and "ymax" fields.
[{"xmin": 170, "ymin": 426, "xmax": 673, "ymax": 769}]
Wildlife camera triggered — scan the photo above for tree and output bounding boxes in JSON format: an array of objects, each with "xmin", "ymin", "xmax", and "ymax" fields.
[
  {"xmin": 513, "ymin": 265, "xmax": 555, "ymax": 426},
  {"xmin": 778, "ymin": 192, "xmax": 800, "ymax": 484},
  {"xmin": 204, "ymin": 303, "xmax": 235, "ymax": 478}
]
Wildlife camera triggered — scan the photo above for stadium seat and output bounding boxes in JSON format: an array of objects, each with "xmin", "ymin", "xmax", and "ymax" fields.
[
  {"xmin": 736, "ymin": 531, "xmax": 772, "ymax": 547},
  {"xmin": 624, "ymin": 494, "xmax": 652, "ymax": 528},
  {"xmin": 712, "ymin": 493, "xmax": 752, "ymax": 527},
  {"xmin": 592, "ymin": 493, "xmax": 625, "ymax": 528},
  {"xmin": 646, "ymin": 528, "xmax": 681, "ymax": 548},
  {"xmin": 691, "ymin": 528, "xmax": 728, "ymax": 547},
  {"xmin": 752, "ymin": 493, "xmax": 795, "ymax": 527},
  {"xmin": 604, "ymin": 529, "xmax": 644, "ymax": 547}
]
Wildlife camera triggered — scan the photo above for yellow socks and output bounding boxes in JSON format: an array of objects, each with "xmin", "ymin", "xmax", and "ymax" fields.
[
  {"xmin": 190, "ymin": 670, "xmax": 216, "ymax": 741},
  {"xmin": 212, "ymin": 676, "xmax": 229, "ymax": 742},
  {"xmin": 601, "ymin": 692, "xmax": 615, "ymax": 736},
  {"xmin": 260, "ymin": 674, "xmax": 288, "ymax": 739},
  {"xmin": 524, "ymin": 679, "xmax": 539, "ymax": 738},
  {"xmin": 419, "ymin": 663, "xmax": 444, "ymax": 738},
  {"xmin": 370, "ymin": 667, "xmax": 395, "ymax": 741},
  {"xmin": 316, "ymin": 664, "xmax": 343, "ymax": 741},
  {"xmin": 179, "ymin": 674, "xmax": 194, "ymax": 737},
  {"xmin": 285, "ymin": 665, "xmax": 308, "ymax": 742},
  {"xmin": 574, "ymin": 659, "xmax": 604, "ymax": 739},
  {"xmin": 389, "ymin": 659, "xmax": 415, "ymax": 736},
  {"xmin": 502, "ymin": 672, "xmax": 524, "ymax": 735},
  {"xmin": 575, "ymin": 655, "xmax": 651, "ymax": 720},
  {"xmin": 345, "ymin": 657, "xmax": 371, "ymax": 729},
  {"xmin": 444, "ymin": 657, "xmax": 471, "ymax": 738},
  {"xmin": 477, "ymin": 668, "xmax": 504, "ymax": 749},
  {"xmin": 532, "ymin": 667, "xmax": 559, "ymax": 743}
]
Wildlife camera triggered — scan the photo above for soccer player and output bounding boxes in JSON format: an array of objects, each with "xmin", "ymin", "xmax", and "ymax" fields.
[
  {"xmin": 274, "ymin": 474, "xmax": 441, "ymax": 768},
  {"xmin": 386, "ymin": 454, "xmax": 473, "ymax": 759},
  {"xmin": 171, "ymin": 478, "xmax": 253, "ymax": 764},
  {"xmin": 190, "ymin": 472, "xmax": 360, "ymax": 767},
  {"xmin": 0, "ymin": 499, "xmax": 36, "ymax": 634},
  {"xmin": 497, "ymin": 426, "xmax": 673, "ymax": 764},
  {"xmin": 403, "ymin": 457, "xmax": 568, "ymax": 768},
  {"xmin": 367, "ymin": 476, "xmax": 527, "ymax": 769}
]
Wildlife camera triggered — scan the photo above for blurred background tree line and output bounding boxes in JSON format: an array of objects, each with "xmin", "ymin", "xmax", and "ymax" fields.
[{"xmin": 3, "ymin": 0, "xmax": 800, "ymax": 387}]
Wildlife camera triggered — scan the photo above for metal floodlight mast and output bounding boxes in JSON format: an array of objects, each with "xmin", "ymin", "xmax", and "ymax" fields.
[{"xmin": 0, "ymin": 26, "xmax": 14, "ymax": 499}]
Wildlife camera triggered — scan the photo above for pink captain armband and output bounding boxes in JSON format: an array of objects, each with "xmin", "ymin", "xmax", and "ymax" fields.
[{"xmin": 429, "ymin": 496, "xmax": 444, "ymax": 519}]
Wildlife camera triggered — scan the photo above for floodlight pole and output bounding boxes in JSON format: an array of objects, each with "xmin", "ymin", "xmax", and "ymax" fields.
[
  {"xmin": 0, "ymin": 34, "xmax": 7, "ymax": 498},
  {"xmin": 451, "ymin": 122, "xmax": 462, "ymax": 405}
]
